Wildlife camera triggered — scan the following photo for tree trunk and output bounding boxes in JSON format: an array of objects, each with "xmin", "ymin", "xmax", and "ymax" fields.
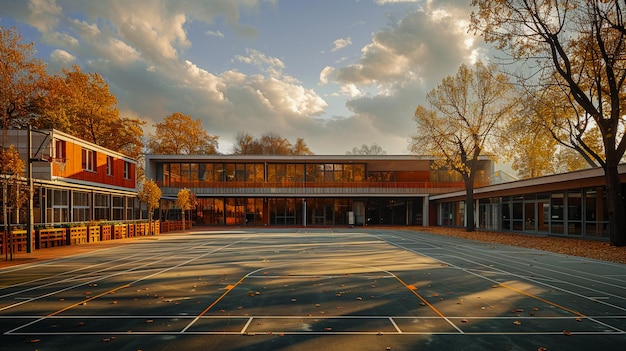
[
  {"xmin": 181, "ymin": 210, "xmax": 185, "ymax": 232},
  {"xmin": 605, "ymin": 164, "xmax": 626, "ymax": 246}
]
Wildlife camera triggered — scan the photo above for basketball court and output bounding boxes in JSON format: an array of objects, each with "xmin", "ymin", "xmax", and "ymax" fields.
[{"xmin": 0, "ymin": 228, "xmax": 624, "ymax": 350}]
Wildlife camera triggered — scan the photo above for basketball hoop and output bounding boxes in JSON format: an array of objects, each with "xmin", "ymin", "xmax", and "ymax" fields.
[{"xmin": 51, "ymin": 157, "xmax": 67, "ymax": 173}]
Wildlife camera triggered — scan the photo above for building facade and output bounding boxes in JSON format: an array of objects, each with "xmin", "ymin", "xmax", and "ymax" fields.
[
  {"xmin": 430, "ymin": 165, "xmax": 626, "ymax": 240},
  {"xmin": 1, "ymin": 129, "xmax": 139, "ymax": 227},
  {"xmin": 145, "ymin": 154, "xmax": 493, "ymax": 227}
]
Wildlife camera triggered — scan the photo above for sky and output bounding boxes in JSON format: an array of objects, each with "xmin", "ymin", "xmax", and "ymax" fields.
[{"xmin": 0, "ymin": 0, "xmax": 494, "ymax": 155}]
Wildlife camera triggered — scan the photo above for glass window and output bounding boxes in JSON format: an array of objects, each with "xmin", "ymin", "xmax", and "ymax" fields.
[
  {"xmin": 54, "ymin": 139, "xmax": 66, "ymax": 159},
  {"xmin": 255, "ymin": 164, "xmax": 265, "ymax": 182},
  {"xmin": 106, "ymin": 156, "xmax": 114, "ymax": 176},
  {"xmin": 354, "ymin": 164, "xmax": 365, "ymax": 181},
  {"xmin": 169, "ymin": 163, "xmax": 181, "ymax": 185},
  {"xmin": 568, "ymin": 192, "xmax": 582, "ymax": 220},
  {"xmin": 235, "ymin": 164, "xmax": 245, "ymax": 181},
  {"xmin": 334, "ymin": 164, "xmax": 343, "ymax": 182},
  {"xmin": 286, "ymin": 164, "xmax": 296, "ymax": 182},
  {"xmin": 276, "ymin": 164, "xmax": 286, "ymax": 183},
  {"xmin": 94, "ymin": 193, "xmax": 109, "ymax": 221},
  {"xmin": 551, "ymin": 192, "xmax": 564, "ymax": 234},
  {"xmin": 124, "ymin": 161, "xmax": 132, "ymax": 180},
  {"xmin": 112, "ymin": 196, "xmax": 124, "ymax": 220},
  {"xmin": 82, "ymin": 148, "xmax": 96, "ymax": 172}
]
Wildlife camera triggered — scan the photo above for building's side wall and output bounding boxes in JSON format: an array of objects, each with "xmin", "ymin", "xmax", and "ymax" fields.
[{"xmin": 52, "ymin": 133, "xmax": 136, "ymax": 190}]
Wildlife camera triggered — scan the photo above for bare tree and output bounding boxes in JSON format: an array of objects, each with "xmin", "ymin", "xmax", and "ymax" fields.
[{"xmin": 346, "ymin": 143, "xmax": 387, "ymax": 155}]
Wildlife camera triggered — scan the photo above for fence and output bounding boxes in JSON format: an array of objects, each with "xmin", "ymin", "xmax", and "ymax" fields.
[{"xmin": 1, "ymin": 220, "xmax": 189, "ymax": 257}]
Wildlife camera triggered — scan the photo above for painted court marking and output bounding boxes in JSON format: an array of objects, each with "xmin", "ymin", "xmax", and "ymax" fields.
[{"xmin": 1, "ymin": 230, "xmax": 625, "ymax": 338}]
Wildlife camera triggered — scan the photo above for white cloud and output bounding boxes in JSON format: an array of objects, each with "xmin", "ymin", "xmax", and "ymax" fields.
[
  {"xmin": 205, "ymin": 30, "xmax": 224, "ymax": 37},
  {"xmin": 332, "ymin": 37, "xmax": 352, "ymax": 52},
  {"xmin": 26, "ymin": 0, "xmax": 61, "ymax": 32},
  {"xmin": 70, "ymin": 18, "xmax": 100, "ymax": 37},
  {"xmin": 319, "ymin": 66, "xmax": 334, "ymax": 85},
  {"xmin": 49, "ymin": 49, "xmax": 74, "ymax": 65},
  {"xmin": 106, "ymin": 38, "xmax": 140, "ymax": 63}
]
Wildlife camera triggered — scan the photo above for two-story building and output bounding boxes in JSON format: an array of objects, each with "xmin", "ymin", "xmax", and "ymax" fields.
[
  {"xmin": 144, "ymin": 154, "xmax": 493, "ymax": 227},
  {"xmin": 1, "ymin": 129, "xmax": 139, "ymax": 227}
]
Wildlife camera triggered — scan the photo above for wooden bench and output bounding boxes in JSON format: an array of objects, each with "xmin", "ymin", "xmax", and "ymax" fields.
[
  {"xmin": 68, "ymin": 227, "xmax": 87, "ymax": 245},
  {"xmin": 1, "ymin": 230, "xmax": 28, "ymax": 255},
  {"xmin": 100, "ymin": 225, "xmax": 112, "ymax": 241},
  {"xmin": 37, "ymin": 228, "xmax": 66, "ymax": 249},
  {"xmin": 113, "ymin": 224, "xmax": 126, "ymax": 239},
  {"xmin": 88, "ymin": 226, "xmax": 100, "ymax": 243}
]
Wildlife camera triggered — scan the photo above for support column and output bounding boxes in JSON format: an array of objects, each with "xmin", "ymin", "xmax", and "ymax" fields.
[{"xmin": 422, "ymin": 197, "xmax": 429, "ymax": 226}]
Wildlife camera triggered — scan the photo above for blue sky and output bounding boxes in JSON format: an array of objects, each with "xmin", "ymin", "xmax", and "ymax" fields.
[{"xmin": 0, "ymin": 0, "xmax": 492, "ymax": 155}]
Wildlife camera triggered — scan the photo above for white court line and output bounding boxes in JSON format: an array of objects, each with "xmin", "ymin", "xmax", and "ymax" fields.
[
  {"xmin": 240, "ymin": 317, "xmax": 254, "ymax": 334},
  {"xmin": 3, "ymin": 238, "xmax": 248, "ymax": 335},
  {"xmin": 0, "ymin": 239, "xmax": 214, "ymax": 306},
  {"xmin": 407, "ymin": 232, "xmax": 626, "ymax": 289},
  {"xmin": 380, "ymin": 232, "xmax": 626, "ymax": 306},
  {"xmin": 3, "ymin": 314, "xmax": 626, "ymax": 320},
  {"xmin": 389, "ymin": 317, "xmax": 402, "ymax": 333},
  {"xmin": 375, "ymin": 233, "xmax": 626, "ymax": 334}
]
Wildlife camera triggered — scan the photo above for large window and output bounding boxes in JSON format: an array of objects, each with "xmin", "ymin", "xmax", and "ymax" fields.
[
  {"xmin": 46, "ymin": 189, "xmax": 69, "ymax": 223},
  {"xmin": 124, "ymin": 161, "xmax": 131, "ymax": 179},
  {"xmin": 106, "ymin": 156, "xmax": 114, "ymax": 176},
  {"xmin": 112, "ymin": 196, "xmax": 125, "ymax": 220},
  {"xmin": 94, "ymin": 193, "xmax": 109, "ymax": 220},
  {"xmin": 54, "ymin": 139, "xmax": 66, "ymax": 160},
  {"xmin": 72, "ymin": 191, "xmax": 90, "ymax": 222},
  {"xmin": 567, "ymin": 191, "xmax": 582, "ymax": 235},
  {"xmin": 551, "ymin": 193, "xmax": 565, "ymax": 234},
  {"xmin": 82, "ymin": 148, "xmax": 96, "ymax": 172}
]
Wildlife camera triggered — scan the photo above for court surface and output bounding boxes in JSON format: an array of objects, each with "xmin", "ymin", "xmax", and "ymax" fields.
[{"xmin": 0, "ymin": 228, "xmax": 624, "ymax": 350}]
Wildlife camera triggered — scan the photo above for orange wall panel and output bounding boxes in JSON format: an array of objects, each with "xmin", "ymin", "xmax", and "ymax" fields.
[{"xmin": 51, "ymin": 139, "xmax": 136, "ymax": 189}]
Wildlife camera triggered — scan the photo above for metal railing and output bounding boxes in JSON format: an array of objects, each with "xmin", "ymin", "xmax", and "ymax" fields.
[{"xmin": 156, "ymin": 181, "xmax": 471, "ymax": 196}]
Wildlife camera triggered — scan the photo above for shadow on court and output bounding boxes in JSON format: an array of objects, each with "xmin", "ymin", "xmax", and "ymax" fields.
[{"xmin": 0, "ymin": 228, "xmax": 624, "ymax": 350}]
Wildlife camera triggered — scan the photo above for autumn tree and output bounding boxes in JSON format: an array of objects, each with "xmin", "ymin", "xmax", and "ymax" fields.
[
  {"xmin": 0, "ymin": 26, "xmax": 47, "ymax": 134},
  {"xmin": 502, "ymin": 96, "xmax": 585, "ymax": 179},
  {"xmin": 471, "ymin": 0, "xmax": 626, "ymax": 246},
  {"xmin": 147, "ymin": 112, "xmax": 218, "ymax": 155},
  {"xmin": 346, "ymin": 143, "xmax": 387, "ymax": 155},
  {"xmin": 1, "ymin": 145, "xmax": 27, "ymax": 260},
  {"xmin": 412, "ymin": 61, "xmax": 517, "ymax": 232},
  {"xmin": 138, "ymin": 179, "xmax": 161, "ymax": 235},
  {"xmin": 176, "ymin": 188, "xmax": 196, "ymax": 231},
  {"xmin": 259, "ymin": 132, "xmax": 292, "ymax": 155},
  {"xmin": 232, "ymin": 132, "xmax": 262, "ymax": 155},
  {"xmin": 291, "ymin": 137, "xmax": 313, "ymax": 155},
  {"xmin": 34, "ymin": 65, "xmax": 145, "ymax": 158}
]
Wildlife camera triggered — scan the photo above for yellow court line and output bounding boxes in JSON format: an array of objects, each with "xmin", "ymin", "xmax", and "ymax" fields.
[
  {"xmin": 47, "ymin": 284, "xmax": 131, "ymax": 317},
  {"xmin": 195, "ymin": 276, "xmax": 247, "ymax": 318},
  {"xmin": 393, "ymin": 276, "xmax": 447, "ymax": 319},
  {"xmin": 497, "ymin": 282, "xmax": 586, "ymax": 317}
]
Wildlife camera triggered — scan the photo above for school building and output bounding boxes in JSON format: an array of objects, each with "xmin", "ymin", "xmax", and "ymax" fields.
[
  {"xmin": 429, "ymin": 165, "xmax": 626, "ymax": 240},
  {"xmin": 145, "ymin": 154, "xmax": 493, "ymax": 227},
  {"xmin": 146, "ymin": 154, "xmax": 625, "ymax": 241},
  {"xmin": 1, "ymin": 128, "xmax": 140, "ymax": 228}
]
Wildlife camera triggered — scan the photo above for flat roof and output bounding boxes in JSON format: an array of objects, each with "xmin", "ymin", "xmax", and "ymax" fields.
[
  {"xmin": 144, "ymin": 154, "xmax": 492, "ymax": 162},
  {"xmin": 430, "ymin": 164, "xmax": 626, "ymax": 200}
]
